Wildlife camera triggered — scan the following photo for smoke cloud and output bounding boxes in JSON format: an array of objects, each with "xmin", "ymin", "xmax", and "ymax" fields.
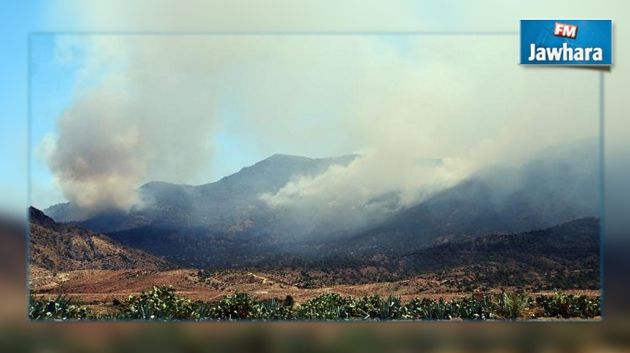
[
  {"xmin": 42, "ymin": 33, "xmax": 599, "ymax": 217},
  {"xmin": 46, "ymin": 36, "xmax": 219, "ymax": 212}
]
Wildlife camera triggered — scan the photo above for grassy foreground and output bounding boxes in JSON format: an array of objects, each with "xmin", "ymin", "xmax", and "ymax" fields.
[{"xmin": 29, "ymin": 286, "xmax": 600, "ymax": 321}]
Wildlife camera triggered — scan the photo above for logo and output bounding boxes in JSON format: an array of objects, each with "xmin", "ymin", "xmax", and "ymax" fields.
[
  {"xmin": 520, "ymin": 20, "xmax": 612, "ymax": 65},
  {"xmin": 554, "ymin": 22, "xmax": 577, "ymax": 39}
]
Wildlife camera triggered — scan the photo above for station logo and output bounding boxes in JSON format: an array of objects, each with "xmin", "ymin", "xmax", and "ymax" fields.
[{"xmin": 520, "ymin": 20, "xmax": 612, "ymax": 66}]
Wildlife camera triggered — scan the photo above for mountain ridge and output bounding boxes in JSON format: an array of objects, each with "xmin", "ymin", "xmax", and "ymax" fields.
[
  {"xmin": 45, "ymin": 153, "xmax": 360, "ymax": 230},
  {"xmin": 42, "ymin": 139, "xmax": 598, "ymax": 269}
]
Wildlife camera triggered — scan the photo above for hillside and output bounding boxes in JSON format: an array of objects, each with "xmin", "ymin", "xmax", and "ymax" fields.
[
  {"xmin": 398, "ymin": 217, "xmax": 600, "ymax": 290},
  {"xmin": 29, "ymin": 207, "xmax": 170, "ymax": 272}
]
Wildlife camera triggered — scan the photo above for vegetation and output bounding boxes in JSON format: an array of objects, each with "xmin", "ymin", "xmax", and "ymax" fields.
[
  {"xmin": 536, "ymin": 291, "xmax": 600, "ymax": 319},
  {"xmin": 28, "ymin": 295, "xmax": 93, "ymax": 320},
  {"xmin": 122, "ymin": 286, "xmax": 200, "ymax": 320},
  {"xmin": 29, "ymin": 286, "xmax": 600, "ymax": 321}
]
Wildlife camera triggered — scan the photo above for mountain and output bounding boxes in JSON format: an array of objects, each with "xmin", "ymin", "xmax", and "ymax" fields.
[
  {"xmin": 398, "ymin": 217, "xmax": 600, "ymax": 290},
  {"xmin": 43, "ymin": 140, "xmax": 599, "ymax": 269},
  {"xmin": 29, "ymin": 207, "xmax": 169, "ymax": 271}
]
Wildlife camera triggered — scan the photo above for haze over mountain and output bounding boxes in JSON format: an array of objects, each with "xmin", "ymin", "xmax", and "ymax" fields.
[
  {"xmin": 46, "ymin": 154, "xmax": 360, "ymax": 234},
  {"xmin": 43, "ymin": 139, "xmax": 598, "ymax": 268},
  {"xmin": 334, "ymin": 139, "xmax": 599, "ymax": 254}
]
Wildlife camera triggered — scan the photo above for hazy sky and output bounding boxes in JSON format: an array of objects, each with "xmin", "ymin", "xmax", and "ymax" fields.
[{"xmin": 3, "ymin": 0, "xmax": 628, "ymax": 217}]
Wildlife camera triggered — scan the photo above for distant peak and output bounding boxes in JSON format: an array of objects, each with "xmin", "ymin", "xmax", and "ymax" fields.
[
  {"xmin": 29, "ymin": 206, "xmax": 45, "ymax": 218},
  {"xmin": 265, "ymin": 153, "xmax": 360, "ymax": 162},
  {"xmin": 140, "ymin": 180, "xmax": 178, "ymax": 188},
  {"xmin": 139, "ymin": 180, "xmax": 195, "ymax": 191},
  {"xmin": 266, "ymin": 153, "xmax": 312, "ymax": 161},
  {"xmin": 29, "ymin": 206, "xmax": 57, "ymax": 227}
]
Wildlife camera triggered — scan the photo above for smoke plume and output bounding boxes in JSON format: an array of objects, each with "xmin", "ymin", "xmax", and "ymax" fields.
[{"xmin": 43, "ymin": 34, "xmax": 599, "ymax": 218}]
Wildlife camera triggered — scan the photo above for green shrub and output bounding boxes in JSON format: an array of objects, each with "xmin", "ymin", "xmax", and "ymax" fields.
[
  {"xmin": 379, "ymin": 296, "xmax": 405, "ymax": 320},
  {"xmin": 258, "ymin": 298, "xmax": 294, "ymax": 320},
  {"xmin": 497, "ymin": 292, "xmax": 530, "ymax": 320},
  {"xmin": 28, "ymin": 295, "xmax": 93, "ymax": 321},
  {"xmin": 295, "ymin": 293, "xmax": 352, "ymax": 320},
  {"xmin": 122, "ymin": 286, "xmax": 199, "ymax": 320},
  {"xmin": 536, "ymin": 292, "xmax": 600, "ymax": 318},
  {"xmin": 448, "ymin": 296, "xmax": 497, "ymax": 320},
  {"xmin": 208, "ymin": 292, "xmax": 262, "ymax": 320},
  {"xmin": 348, "ymin": 295, "xmax": 384, "ymax": 319},
  {"xmin": 405, "ymin": 297, "xmax": 452, "ymax": 320}
]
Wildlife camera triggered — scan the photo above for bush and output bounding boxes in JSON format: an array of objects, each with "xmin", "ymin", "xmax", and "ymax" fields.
[
  {"xmin": 122, "ymin": 286, "xmax": 199, "ymax": 320},
  {"xmin": 295, "ymin": 293, "xmax": 353, "ymax": 320},
  {"xmin": 452, "ymin": 296, "xmax": 497, "ymax": 320},
  {"xmin": 379, "ymin": 296, "xmax": 405, "ymax": 320},
  {"xmin": 258, "ymin": 298, "xmax": 294, "ymax": 320},
  {"xmin": 208, "ymin": 292, "xmax": 262, "ymax": 320},
  {"xmin": 406, "ymin": 298, "xmax": 452, "ymax": 320},
  {"xmin": 348, "ymin": 295, "xmax": 384, "ymax": 319},
  {"xmin": 28, "ymin": 295, "xmax": 93, "ymax": 321},
  {"xmin": 536, "ymin": 292, "xmax": 600, "ymax": 318},
  {"xmin": 497, "ymin": 292, "xmax": 530, "ymax": 320}
]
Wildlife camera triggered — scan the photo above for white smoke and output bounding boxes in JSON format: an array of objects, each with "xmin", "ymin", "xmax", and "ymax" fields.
[
  {"xmin": 261, "ymin": 149, "xmax": 474, "ymax": 214},
  {"xmin": 43, "ymin": 33, "xmax": 598, "ymax": 218},
  {"xmin": 46, "ymin": 36, "xmax": 219, "ymax": 213}
]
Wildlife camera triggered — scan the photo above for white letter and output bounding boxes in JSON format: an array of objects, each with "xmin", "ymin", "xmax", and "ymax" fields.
[
  {"xmin": 528, "ymin": 43, "xmax": 536, "ymax": 61},
  {"xmin": 574, "ymin": 47, "xmax": 584, "ymax": 61},
  {"xmin": 548, "ymin": 46, "xmax": 562, "ymax": 61},
  {"xmin": 562, "ymin": 43, "xmax": 572, "ymax": 61}
]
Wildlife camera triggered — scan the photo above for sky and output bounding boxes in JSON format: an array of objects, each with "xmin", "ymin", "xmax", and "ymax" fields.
[
  {"xmin": 2, "ymin": 0, "xmax": 629, "ymax": 218},
  {"xmin": 0, "ymin": 1, "xmax": 55, "ymax": 217}
]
